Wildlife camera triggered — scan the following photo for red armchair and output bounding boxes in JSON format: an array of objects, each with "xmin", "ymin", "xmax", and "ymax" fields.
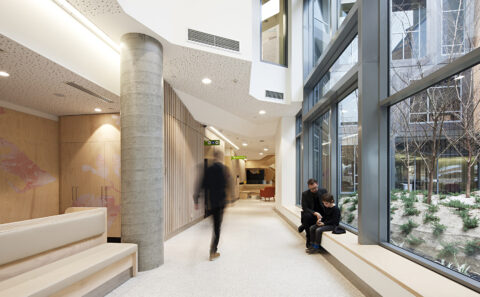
[{"xmin": 260, "ymin": 186, "xmax": 275, "ymax": 201}]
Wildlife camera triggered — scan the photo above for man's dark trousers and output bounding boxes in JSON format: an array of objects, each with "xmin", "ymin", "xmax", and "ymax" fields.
[
  {"xmin": 301, "ymin": 211, "xmax": 317, "ymax": 247},
  {"xmin": 210, "ymin": 206, "xmax": 224, "ymax": 253}
]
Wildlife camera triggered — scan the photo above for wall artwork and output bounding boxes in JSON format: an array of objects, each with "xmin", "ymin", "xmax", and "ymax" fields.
[{"xmin": 0, "ymin": 137, "xmax": 56, "ymax": 193}]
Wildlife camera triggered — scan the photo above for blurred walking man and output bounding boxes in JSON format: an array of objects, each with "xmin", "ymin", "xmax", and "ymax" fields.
[{"xmin": 194, "ymin": 150, "xmax": 231, "ymax": 261}]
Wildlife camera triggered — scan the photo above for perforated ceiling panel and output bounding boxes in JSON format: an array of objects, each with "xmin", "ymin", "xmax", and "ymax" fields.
[
  {"xmin": 66, "ymin": 0, "xmax": 122, "ymax": 17},
  {"xmin": 0, "ymin": 34, "xmax": 119, "ymax": 116}
]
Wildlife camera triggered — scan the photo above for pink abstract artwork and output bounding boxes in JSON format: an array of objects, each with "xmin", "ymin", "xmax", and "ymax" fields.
[
  {"xmin": 0, "ymin": 138, "xmax": 56, "ymax": 193},
  {"xmin": 73, "ymin": 190, "xmax": 120, "ymax": 228}
]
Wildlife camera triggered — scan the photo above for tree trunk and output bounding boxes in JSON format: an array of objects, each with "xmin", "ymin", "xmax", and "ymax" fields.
[
  {"xmin": 427, "ymin": 169, "xmax": 434, "ymax": 204},
  {"xmin": 466, "ymin": 164, "xmax": 471, "ymax": 198}
]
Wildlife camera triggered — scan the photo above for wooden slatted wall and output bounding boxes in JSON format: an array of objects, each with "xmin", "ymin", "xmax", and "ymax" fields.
[{"xmin": 164, "ymin": 82, "xmax": 205, "ymax": 239}]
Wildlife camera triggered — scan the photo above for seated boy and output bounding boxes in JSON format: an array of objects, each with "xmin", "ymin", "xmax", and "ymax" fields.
[{"xmin": 307, "ymin": 193, "xmax": 340, "ymax": 254}]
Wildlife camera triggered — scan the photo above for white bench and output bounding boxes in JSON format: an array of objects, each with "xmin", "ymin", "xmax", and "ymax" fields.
[
  {"xmin": 0, "ymin": 208, "xmax": 137, "ymax": 297},
  {"xmin": 275, "ymin": 205, "xmax": 479, "ymax": 297}
]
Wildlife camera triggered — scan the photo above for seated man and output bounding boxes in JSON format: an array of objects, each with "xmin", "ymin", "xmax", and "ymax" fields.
[
  {"xmin": 307, "ymin": 193, "xmax": 341, "ymax": 254},
  {"xmin": 297, "ymin": 179, "xmax": 326, "ymax": 249}
]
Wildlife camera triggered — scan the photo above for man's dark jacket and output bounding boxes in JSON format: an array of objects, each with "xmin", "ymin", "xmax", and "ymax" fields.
[
  {"xmin": 198, "ymin": 162, "xmax": 228, "ymax": 209},
  {"xmin": 301, "ymin": 188, "xmax": 327, "ymax": 217}
]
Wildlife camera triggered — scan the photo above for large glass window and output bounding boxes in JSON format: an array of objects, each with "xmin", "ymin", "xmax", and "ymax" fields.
[
  {"xmin": 261, "ymin": 0, "xmax": 287, "ymax": 66},
  {"xmin": 313, "ymin": 0, "xmax": 331, "ymax": 63},
  {"xmin": 313, "ymin": 111, "xmax": 331, "ymax": 190},
  {"xmin": 314, "ymin": 36, "xmax": 358, "ymax": 103},
  {"xmin": 338, "ymin": 90, "xmax": 359, "ymax": 229},
  {"xmin": 389, "ymin": 0, "xmax": 480, "ymax": 95},
  {"xmin": 389, "ymin": 64, "xmax": 480, "ymax": 282},
  {"xmin": 296, "ymin": 113, "xmax": 303, "ymax": 205}
]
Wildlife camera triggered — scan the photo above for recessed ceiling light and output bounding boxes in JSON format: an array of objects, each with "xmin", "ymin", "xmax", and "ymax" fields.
[
  {"xmin": 242, "ymin": 143, "xmax": 248, "ymax": 146},
  {"xmin": 0, "ymin": 71, "xmax": 10, "ymax": 77},
  {"xmin": 202, "ymin": 78, "xmax": 212, "ymax": 84},
  {"xmin": 94, "ymin": 108, "xmax": 102, "ymax": 112},
  {"xmin": 264, "ymin": 148, "xmax": 268, "ymax": 151},
  {"xmin": 259, "ymin": 110, "xmax": 266, "ymax": 115},
  {"xmin": 259, "ymin": 152, "xmax": 264, "ymax": 155}
]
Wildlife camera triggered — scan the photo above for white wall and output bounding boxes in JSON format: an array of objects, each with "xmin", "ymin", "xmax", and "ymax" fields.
[
  {"xmin": 118, "ymin": 0, "xmax": 252, "ymax": 61},
  {"xmin": 0, "ymin": 0, "xmax": 120, "ymax": 95},
  {"xmin": 275, "ymin": 116, "xmax": 296, "ymax": 207}
]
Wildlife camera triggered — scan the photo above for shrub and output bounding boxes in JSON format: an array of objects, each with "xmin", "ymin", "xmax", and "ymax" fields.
[
  {"xmin": 406, "ymin": 235, "xmax": 424, "ymax": 246},
  {"xmin": 439, "ymin": 194, "xmax": 447, "ymax": 200},
  {"xmin": 403, "ymin": 200, "xmax": 414, "ymax": 209},
  {"xmin": 408, "ymin": 191, "xmax": 418, "ymax": 202},
  {"xmin": 444, "ymin": 200, "xmax": 470, "ymax": 210},
  {"xmin": 404, "ymin": 207, "xmax": 421, "ymax": 216},
  {"xmin": 427, "ymin": 204, "xmax": 439, "ymax": 213},
  {"xmin": 438, "ymin": 242, "xmax": 458, "ymax": 258},
  {"xmin": 400, "ymin": 219, "xmax": 418, "ymax": 235},
  {"xmin": 351, "ymin": 197, "xmax": 358, "ymax": 205},
  {"xmin": 390, "ymin": 206, "xmax": 398, "ymax": 215},
  {"xmin": 422, "ymin": 195, "xmax": 429, "ymax": 203},
  {"xmin": 391, "ymin": 194, "xmax": 399, "ymax": 201},
  {"xmin": 465, "ymin": 240, "xmax": 480, "ymax": 256},
  {"xmin": 342, "ymin": 197, "xmax": 351, "ymax": 204},
  {"xmin": 475, "ymin": 196, "xmax": 480, "ymax": 204},
  {"xmin": 348, "ymin": 204, "xmax": 357, "ymax": 212},
  {"xmin": 432, "ymin": 222, "xmax": 447, "ymax": 237},
  {"xmin": 346, "ymin": 213, "xmax": 355, "ymax": 224},
  {"xmin": 423, "ymin": 213, "xmax": 440, "ymax": 224},
  {"xmin": 463, "ymin": 216, "xmax": 479, "ymax": 231},
  {"xmin": 421, "ymin": 190, "xmax": 428, "ymax": 197},
  {"xmin": 457, "ymin": 209, "xmax": 469, "ymax": 219}
]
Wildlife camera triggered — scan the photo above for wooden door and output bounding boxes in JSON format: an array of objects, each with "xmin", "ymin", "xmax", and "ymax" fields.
[
  {"xmin": 104, "ymin": 141, "xmax": 121, "ymax": 237},
  {"xmin": 60, "ymin": 142, "xmax": 105, "ymax": 213}
]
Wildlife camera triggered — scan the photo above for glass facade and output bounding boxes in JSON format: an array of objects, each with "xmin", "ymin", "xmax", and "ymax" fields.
[
  {"xmin": 261, "ymin": 0, "xmax": 287, "ymax": 66},
  {"xmin": 389, "ymin": 0, "xmax": 480, "ymax": 95},
  {"xmin": 304, "ymin": 35, "xmax": 358, "ymax": 114},
  {"xmin": 338, "ymin": 90, "xmax": 359, "ymax": 228},
  {"xmin": 312, "ymin": 111, "xmax": 331, "ymax": 191},
  {"xmin": 389, "ymin": 64, "xmax": 480, "ymax": 282},
  {"xmin": 300, "ymin": 0, "xmax": 480, "ymax": 289},
  {"xmin": 296, "ymin": 113, "xmax": 303, "ymax": 205}
]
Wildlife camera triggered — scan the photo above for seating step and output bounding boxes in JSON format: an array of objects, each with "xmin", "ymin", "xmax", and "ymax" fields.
[{"xmin": 0, "ymin": 243, "xmax": 136, "ymax": 297}]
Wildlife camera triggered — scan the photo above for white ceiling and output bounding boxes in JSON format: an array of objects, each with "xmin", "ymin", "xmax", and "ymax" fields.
[
  {"xmin": 0, "ymin": 0, "xmax": 302, "ymax": 160},
  {"xmin": 0, "ymin": 34, "xmax": 119, "ymax": 116}
]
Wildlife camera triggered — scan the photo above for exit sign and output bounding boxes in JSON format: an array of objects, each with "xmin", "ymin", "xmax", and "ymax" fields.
[
  {"xmin": 231, "ymin": 156, "xmax": 247, "ymax": 160},
  {"xmin": 204, "ymin": 140, "xmax": 220, "ymax": 146}
]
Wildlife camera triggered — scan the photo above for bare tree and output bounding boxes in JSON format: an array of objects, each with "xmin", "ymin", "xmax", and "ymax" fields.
[{"xmin": 390, "ymin": 0, "xmax": 480, "ymax": 202}]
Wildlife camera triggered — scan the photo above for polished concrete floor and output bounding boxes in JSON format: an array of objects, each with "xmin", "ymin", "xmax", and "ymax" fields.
[{"xmin": 107, "ymin": 200, "xmax": 364, "ymax": 297}]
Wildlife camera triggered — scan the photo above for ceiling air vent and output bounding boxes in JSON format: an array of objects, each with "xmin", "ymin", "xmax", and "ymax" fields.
[
  {"xmin": 188, "ymin": 29, "xmax": 240, "ymax": 52},
  {"xmin": 265, "ymin": 90, "xmax": 284, "ymax": 100},
  {"xmin": 65, "ymin": 82, "xmax": 114, "ymax": 103}
]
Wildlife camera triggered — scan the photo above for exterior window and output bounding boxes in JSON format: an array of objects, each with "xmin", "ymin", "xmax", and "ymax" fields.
[
  {"xmin": 389, "ymin": 64, "xmax": 480, "ymax": 282},
  {"xmin": 408, "ymin": 79, "xmax": 463, "ymax": 123},
  {"xmin": 338, "ymin": 90, "xmax": 359, "ymax": 229},
  {"xmin": 313, "ymin": 111, "xmax": 331, "ymax": 191},
  {"xmin": 338, "ymin": 0, "xmax": 356, "ymax": 28},
  {"xmin": 390, "ymin": 0, "xmax": 480, "ymax": 95},
  {"xmin": 261, "ymin": 0, "xmax": 287, "ymax": 66},
  {"xmin": 391, "ymin": 0, "xmax": 426, "ymax": 60},
  {"xmin": 442, "ymin": 0, "xmax": 465, "ymax": 55}
]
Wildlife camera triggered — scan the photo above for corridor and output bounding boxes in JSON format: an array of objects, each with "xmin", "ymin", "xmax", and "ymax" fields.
[{"xmin": 107, "ymin": 200, "xmax": 364, "ymax": 297}]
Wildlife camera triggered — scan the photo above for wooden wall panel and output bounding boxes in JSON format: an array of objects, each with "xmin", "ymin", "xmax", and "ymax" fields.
[
  {"xmin": 59, "ymin": 114, "xmax": 121, "ymax": 237},
  {"xmin": 0, "ymin": 107, "xmax": 59, "ymax": 223},
  {"xmin": 164, "ymin": 83, "xmax": 205, "ymax": 238}
]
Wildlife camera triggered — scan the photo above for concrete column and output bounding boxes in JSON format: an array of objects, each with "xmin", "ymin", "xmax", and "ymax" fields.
[{"xmin": 120, "ymin": 33, "xmax": 164, "ymax": 271}]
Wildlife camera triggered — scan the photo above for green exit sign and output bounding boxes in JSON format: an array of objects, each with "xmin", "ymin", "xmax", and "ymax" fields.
[
  {"xmin": 204, "ymin": 140, "xmax": 220, "ymax": 146},
  {"xmin": 231, "ymin": 156, "xmax": 247, "ymax": 160}
]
